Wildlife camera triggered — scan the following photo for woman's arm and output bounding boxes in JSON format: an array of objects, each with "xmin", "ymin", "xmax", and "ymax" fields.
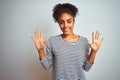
[
  {"xmin": 31, "ymin": 30, "xmax": 53, "ymax": 70},
  {"xmin": 88, "ymin": 31, "xmax": 104, "ymax": 64},
  {"xmin": 31, "ymin": 30, "xmax": 46, "ymax": 60}
]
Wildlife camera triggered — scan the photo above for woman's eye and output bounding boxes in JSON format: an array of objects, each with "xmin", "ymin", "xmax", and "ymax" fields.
[
  {"xmin": 68, "ymin": 21, "xmax": 72, "ymax": 23},
  {"xmin": 59, "ymin": 21, "xmax": 64, "ymax": 25}
]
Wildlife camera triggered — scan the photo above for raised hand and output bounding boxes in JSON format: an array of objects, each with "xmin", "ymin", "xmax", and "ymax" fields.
[
  {"xmin": 88, "ymin": 31, "xmax": 104, "ymax": 52},
  {"xmin": 31, "ymin": 30, "xmax": 47, "ymax": 51}
]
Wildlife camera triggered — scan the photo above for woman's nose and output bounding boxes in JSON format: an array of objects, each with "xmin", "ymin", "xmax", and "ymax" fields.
[{"xmin": 64, "ymin": 22, "xmax": 68, "ymax": 27}]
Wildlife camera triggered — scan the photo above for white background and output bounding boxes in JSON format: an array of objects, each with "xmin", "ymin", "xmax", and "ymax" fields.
[{"xmin": 0, "ymin": 0, "xmax": 120, "ymax": 80}]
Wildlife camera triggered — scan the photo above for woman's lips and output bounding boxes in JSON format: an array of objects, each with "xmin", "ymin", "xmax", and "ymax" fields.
[{"xmin": 63, "ymin": 28, "xmax": 70, "ymax": 32}]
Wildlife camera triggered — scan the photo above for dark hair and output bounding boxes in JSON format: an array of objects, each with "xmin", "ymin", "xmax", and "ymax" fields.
[{"xmin": 52, "ymin": 3, "xmax": 78, "ymax": 22}]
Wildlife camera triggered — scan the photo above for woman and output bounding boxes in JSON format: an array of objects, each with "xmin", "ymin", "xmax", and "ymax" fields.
[{"xmin": 32, "ymin": 3, "xmax": 104, "ymax": 80}]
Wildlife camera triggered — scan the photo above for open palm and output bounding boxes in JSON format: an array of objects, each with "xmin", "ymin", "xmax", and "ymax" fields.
[
  {"xmin": 31, "ymin": 30, "xmax": 46, "ymax": 51},
  {"xmin": 88, "ymin": 31, "xmax": 104, "ymax": 52}
]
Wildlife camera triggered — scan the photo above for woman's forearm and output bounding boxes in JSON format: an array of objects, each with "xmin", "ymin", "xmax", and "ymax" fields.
[
  {"xmin": 87, "ymin": 50, "xmax": 97, "ymax": 64},
  {"xmin": 38, "ymin": 49, "xmax": 45, "ymax": 60}
]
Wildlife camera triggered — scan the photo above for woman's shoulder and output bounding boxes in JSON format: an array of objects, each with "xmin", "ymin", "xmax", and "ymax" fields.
[
  {"xmin": 80, "ymin": 35, "xmax": 88, "ymax": 40},
  {"xmin": 79, "ymin": 35, "xmax": 89, "ymax": 43},
  {"xmin": 48, "ymin": 34, "xmax": 61, "ymax": 42}
]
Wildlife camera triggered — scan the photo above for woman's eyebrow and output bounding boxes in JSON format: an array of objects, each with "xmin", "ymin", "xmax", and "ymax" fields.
[
  {"xmin": 67, "ymin": 18, "xmax": 73, "ymax": 20},
  {"xmin": 59, "ymin": 18, "xmax": 73, "ymax": 21}
]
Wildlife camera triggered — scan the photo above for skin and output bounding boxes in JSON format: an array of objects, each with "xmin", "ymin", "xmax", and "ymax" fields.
[
  {"xmin": 31, "ymin": 12, "xmax": 104, "ymax": 64},
  {"xmin": 58, "ymin": 13, "xmax": 79, "ymax": 43}
]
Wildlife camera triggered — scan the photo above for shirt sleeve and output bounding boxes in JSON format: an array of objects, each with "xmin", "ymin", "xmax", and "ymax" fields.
[
  {"xmin": 82, "ymin": 38, "xmax": 93, "ymax": 71},
  {"xmin": 40, "ymin": 37, "xmax": 53, "ymax": 70}
]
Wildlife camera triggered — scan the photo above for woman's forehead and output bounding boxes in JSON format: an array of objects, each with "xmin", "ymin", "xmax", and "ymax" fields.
[{"xmin": 58, "ymin": 13, "xmax": 74, "ymax": 21}]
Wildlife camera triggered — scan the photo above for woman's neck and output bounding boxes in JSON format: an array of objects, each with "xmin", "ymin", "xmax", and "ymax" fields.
[
  {"xmin": 62, "ymin": 33, "xmax": 75, "ymax": 39},
  {"xmin": 61, "ymin": 33, "xmax": 79, "ymax": 42}
]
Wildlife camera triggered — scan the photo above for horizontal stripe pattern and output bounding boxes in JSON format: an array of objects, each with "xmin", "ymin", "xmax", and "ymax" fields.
[{"xmin": 41, "ymin": 35, "xmax": 92, "ymax": 80}]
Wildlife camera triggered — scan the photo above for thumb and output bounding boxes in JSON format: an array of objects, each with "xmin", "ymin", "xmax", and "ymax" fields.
[
  {"xmin": 43, "ymin": 40, "xmax": 47, "ymax": 46},
  {"xmin": 31, "ymin": 36, "xmax": 36, "ymax": 44},
  {"xmin": 88, "ymin": 42, "xmax": 92, "ymax": 47}
]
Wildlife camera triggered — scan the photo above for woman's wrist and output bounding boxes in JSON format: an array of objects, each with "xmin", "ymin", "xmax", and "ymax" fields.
[
  {"xmin": 38, "ymin": 49, "xmax": 44, "ymax": 53},
  {"xmin": 38, "ymin": 49, "xmax": 45, "ymax": 60},
  {"xmin": 91, "ymin": 50, "xmax": 97, "ymax": 54}
]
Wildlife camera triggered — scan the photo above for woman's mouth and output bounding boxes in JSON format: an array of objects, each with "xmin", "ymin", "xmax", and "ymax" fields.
[{"xmin": 63, "ymin": 28, "xmax": 70, "ymax": 32}]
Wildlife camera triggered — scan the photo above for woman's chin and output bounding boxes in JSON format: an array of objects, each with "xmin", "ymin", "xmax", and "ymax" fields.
[{"xmin": 63, "ymin": 32, "xmax": 70, "ymax": 35}]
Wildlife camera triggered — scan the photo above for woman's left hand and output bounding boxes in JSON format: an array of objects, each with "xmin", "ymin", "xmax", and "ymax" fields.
[{"xmin": 88, "ymin": 31, "xmax": 104, "ymax": 53}]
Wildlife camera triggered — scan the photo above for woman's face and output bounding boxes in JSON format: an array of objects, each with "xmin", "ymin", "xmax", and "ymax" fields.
[{"xmin": 58, "ymin": 13, "xmax": 75, "ymax": 35}]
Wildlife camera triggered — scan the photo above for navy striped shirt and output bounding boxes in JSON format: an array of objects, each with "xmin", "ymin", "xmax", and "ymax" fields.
[{"xmin": 41, "ymin": 34, "xmax": 92, "ymax": 80}]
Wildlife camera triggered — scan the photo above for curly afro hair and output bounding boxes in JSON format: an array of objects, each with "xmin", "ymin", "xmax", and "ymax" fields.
[{"xmin": 52, "ymin": 3, "xmax": 78, "ymax": 22}]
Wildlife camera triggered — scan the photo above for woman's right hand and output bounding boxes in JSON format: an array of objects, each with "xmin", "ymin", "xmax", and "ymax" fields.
[{"xmin": 31, "ymin": 30, "xmax": 47, "ymax": 52}]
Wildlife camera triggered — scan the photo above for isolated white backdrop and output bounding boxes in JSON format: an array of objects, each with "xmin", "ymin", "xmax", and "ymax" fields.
[{"xmin": 0, "ymin": 0, "xmax": 120, "ymax": 80}]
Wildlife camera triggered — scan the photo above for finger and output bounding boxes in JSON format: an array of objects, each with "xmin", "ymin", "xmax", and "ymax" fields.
[
  {"xmin": 88, "ymin": 42, "xmax": 92, "ymax": 48},
  {"xmin": 101, "ymin": 38, "xmax": 104, "ymax": 43},
  {"xmin": 35, "ymin": 30, "xmax": 39, "ymax": 40},
  {"xmin": 96, "ymin": 31, "xmax": 100, "ymax": 39},
  {"xmin": 40, "ymin": 31, "xmax": 43, "ymax": 42},
  {"xmin": 35, "ymin": 31, "xmax": 37, "ymax": 40},
  {"xmin": 95, "ymin": 31, "xmax": 98, "ymax": 39},
  {"xmin": 88, "ymin": 42, "xmax": 91, "ymax": 46},
  {"xmin": 31, "ymin": 37, "xmax": 39, "ymax": 50},
  {"xmin": 31, "ymin": 36, "xmax": 36, "ymax": 44},
  {"xmin": 38, "ymin": 29, "xmax": 41, "ymax": 41},
  {"xmin": 43, "ymin": 40, "xmax": 47, "ymax": 46},
  {"xmin": 92, "ymin": 32, "xmax": 94, "ymax": 43}
]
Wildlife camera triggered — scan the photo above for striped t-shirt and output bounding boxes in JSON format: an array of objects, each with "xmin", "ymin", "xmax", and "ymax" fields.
[{"xmin": 41, "ymin": 34, "xmax": 93, "ymax": 80}]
